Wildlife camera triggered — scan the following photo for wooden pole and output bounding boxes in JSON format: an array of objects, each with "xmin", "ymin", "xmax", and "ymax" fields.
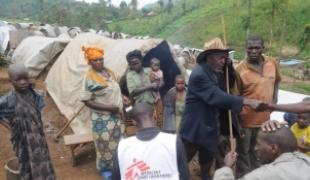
[
  {"xmin": 53, "ymin": 106, "xmax": 85, "ymax": 142},
  {"xmin": 221, "ymin": 15, "xmax": 235, "ymax": 152},
  {"xmin": 221, "ymin": 15, "xmax": 227, "ymax": 46}
]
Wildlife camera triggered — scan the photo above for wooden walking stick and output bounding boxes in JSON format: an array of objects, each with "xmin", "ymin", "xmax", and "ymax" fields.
[
  {"xmin": 53, "ymin": 106, "xmax": 85, "ymax": 142},
  {"xmin": 221, "ymin": 15, "xmax": 236, "ymax": 152}
]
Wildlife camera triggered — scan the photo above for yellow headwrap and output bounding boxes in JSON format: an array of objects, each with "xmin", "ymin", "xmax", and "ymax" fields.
[
  {"xmin": 86, "ymin": 68, "xmax": 116, "ymax": 88},
  {"xmin": 82, "ymin": 46, "xmax": 104, "ymax": 63}
]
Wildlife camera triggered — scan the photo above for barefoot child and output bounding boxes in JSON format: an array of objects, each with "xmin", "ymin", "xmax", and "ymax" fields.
[
  {"xmin": 163, "ymin": 75, "xmax": 187, "ymax": 133},
  {"xmin": 149, "ymin": 58, "xmax": 164, "ymax": 102},
  {"xmin": 149, "ymin": 58, "xmax": 164, "ymax": 128},
  {"xmin": 0, "ymin": 64, "xmax": 55, "ymax": 180}
]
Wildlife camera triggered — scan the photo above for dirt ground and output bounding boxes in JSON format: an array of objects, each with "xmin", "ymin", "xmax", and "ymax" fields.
[
  {"xmin": 0, "ymin": 68, "xmax": 103, "ymax": 180},
  {"xmin": 0, "ymin": 67, "xmax": 200, "ymax": 180}
]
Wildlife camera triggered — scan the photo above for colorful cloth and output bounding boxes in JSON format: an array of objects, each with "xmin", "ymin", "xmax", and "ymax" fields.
[
  {"xmin": 236, "ymin": 56, "xmax": 281, "ymax": 128},
  {"xmin": 82, "ymin": 46, "xmax": 104, "ymax": 63},
  {"xmin": 80, "ymin": 68, "xmax": 123, "ymax": 172},
  {"xmin": 85, "ymin": 67, "xmax": 116, "ymax": 89},
  {"xmin": 0, "ymin": 89, "xmax": 55, "ymax": 180},
  {"xmin": 291, "ymin": 123, "xmax": 310, "ymax": 156},
  {"xmin": 91, "ymin": 112, "xmax": 122, "ymax": 172},
  {"xmin": 163, "ymin": 87, "xmax": 187, "ymax": 133},
  {"xmin": 126, "ymin": 68, "xmax": 155, "ymax": 105},
  {"xmin": 154, "ymin": 99, "xmax": 164, "ymax": 128}
]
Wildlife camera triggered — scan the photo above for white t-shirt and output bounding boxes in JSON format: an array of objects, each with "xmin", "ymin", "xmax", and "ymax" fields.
[{"xmin": 118, "ymin": 132, "xmax": 179, "ymax": 180}]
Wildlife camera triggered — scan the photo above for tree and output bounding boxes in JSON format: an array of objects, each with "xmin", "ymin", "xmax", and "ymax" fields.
[
  {"xmin": 268, "ymin": 0, "xmax": 288, "ymax": 52},
  {"xmin": 299, "ymin": 24, "xmax": 310, "ymax": 51},
  {"xmin": 119, "ymin": 1, "xmax": 128, "ymax": 10},
  {"xmin": 158, "ymin": 0, "xmax": 164, "ymax": 11},
  {"xmin": 131, "ymin": 0, "xmax": 138, "ymax": 11},
  {"xmin": 106, "ymin": 0, "xmax": 112, "ymax": 7},
  {"xmin": 166, "ymin": 0, "xmax": 173, "ymax": 14},
  {"xmin": 182, "ymin": 1, "xmax": 186, "ymax": 14},
  {"xmin": 246, "ymin": 0, "xmax": 252, "ymax": 38}
]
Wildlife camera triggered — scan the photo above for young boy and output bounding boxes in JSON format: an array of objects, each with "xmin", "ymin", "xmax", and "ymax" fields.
[
  {"xmin": 290, "ymin": 110, "xmax": 310, "ymax": 156},
  {"xmin": 0, "ymin": 64, "xmax": 55, "ymax": 180},
  {"xmin": 163, "ymin": 75, "xmax": 187, "ymax": 133}
]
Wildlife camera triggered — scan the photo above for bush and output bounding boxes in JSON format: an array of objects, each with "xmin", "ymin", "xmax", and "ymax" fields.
[{"xmin": 0, "ymin": 52, "xmax": 9, "ymax": 67}]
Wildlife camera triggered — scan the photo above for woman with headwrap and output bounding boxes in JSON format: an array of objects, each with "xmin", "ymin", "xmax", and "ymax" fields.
[{"xmin": 80, "ymin": 47, "xmax": 123, "ymax": 180}]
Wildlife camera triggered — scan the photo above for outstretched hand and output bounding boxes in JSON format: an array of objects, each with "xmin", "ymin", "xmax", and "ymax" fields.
[
  {"xmin": 256, "ymin": 102, "xmax": 275, "ymax": 112},
  {"xmin": 243, "ymin": 99, "xmax": 276, "ymax": 112},
  {"xmin": 261, "ymin": 120, "xmax": 287, "ymax": 132},
  {"xmin": 243, "ymin": 99, "xmax": 264, "ymax": 110},
  {"xmin": 224, "ymin": 151, "xmax": 238, "ymax": 168}
]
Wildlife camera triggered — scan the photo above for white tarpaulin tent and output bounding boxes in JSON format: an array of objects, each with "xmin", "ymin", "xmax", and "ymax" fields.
[
  {"xmin": 0, "ymin": 25, "xmax": 16, "ymax": 52},
  {"xmin": 270, "ymin": 90, "xmax": 309, "ymax": 121},
  {"xmin": 45, "ymin": 33, "xmax": 165, "ymax": 134},
  {"xmin": 12, "ymin": 36, "xmax": 71, "ymax": 77}
]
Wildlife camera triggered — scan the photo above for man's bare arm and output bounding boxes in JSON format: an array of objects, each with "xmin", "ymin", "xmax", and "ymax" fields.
[{"xmin": 268, "ymin": 101, "xmax": 310, "ymax": 113}]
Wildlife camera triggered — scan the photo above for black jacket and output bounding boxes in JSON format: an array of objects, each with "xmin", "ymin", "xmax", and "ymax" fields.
[{"xmin": 179, "ymin": 62, "xmax": 243, "ymax": 152}]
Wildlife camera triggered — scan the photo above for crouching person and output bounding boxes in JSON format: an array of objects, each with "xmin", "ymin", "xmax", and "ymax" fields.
[
  {"xmin": 112, "ymin": 102, "xmax": 190, "ymax": 180},
  {"xmin": 214, "ymin": 121, "xmax": 310, "ymax": 180}
]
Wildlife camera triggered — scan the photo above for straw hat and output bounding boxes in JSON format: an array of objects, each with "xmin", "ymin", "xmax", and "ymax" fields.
[{"xmin": 197, "ymin": 37, "xmax": 231, "ymax": 63}]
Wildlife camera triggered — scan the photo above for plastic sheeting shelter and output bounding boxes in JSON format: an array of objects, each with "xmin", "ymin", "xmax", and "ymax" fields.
[
  {"xmin": 12, "ymin": 36, "xmax": 71, "ymax": 77},
  {"xmin": 0, "ymin": 25, "xmax": 16, "ymax": 52},
  {"xmin": 45, "ymin": 33, "xmax": 185, "ymax": 134}
]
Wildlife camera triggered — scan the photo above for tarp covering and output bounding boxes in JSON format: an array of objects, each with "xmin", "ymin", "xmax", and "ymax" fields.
[
  {"xmin": 9, "ymin": 30, "xmax": 37, "ymax": 49},
  {"xmin": 12, "ymin": 36, "xmax": 71, "ymax": 77},
  {"xmin": 45, "ymin": 33, "xmax": 165, "ymax": 134},
  {"xmin": 0, "ymin": 25, "xmax": 16, "ymax": 52}
]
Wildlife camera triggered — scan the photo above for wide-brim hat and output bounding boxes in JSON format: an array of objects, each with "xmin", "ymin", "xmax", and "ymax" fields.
[{"xmin": 197, "ymin": 37, "xmax": 232, "ymax": 63}]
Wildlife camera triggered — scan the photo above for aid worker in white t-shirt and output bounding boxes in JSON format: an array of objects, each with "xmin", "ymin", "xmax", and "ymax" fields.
[{"xmin": 112, "ymin": 102, "xmax": 190, "ymax": 180}]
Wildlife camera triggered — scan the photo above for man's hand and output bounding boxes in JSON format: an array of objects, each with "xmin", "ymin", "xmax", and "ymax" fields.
[
  {"xmin": 243, "ymin": 98, "xmax": 264, "ymax": 110},
  {"xmin": 261, "ymin": 120, "xmax": 286, "ymax": 132},
  {"xmin": 224, "ymin": 151, "xmax": 238, "ymax": 168},
  {"xmin": 256, "ymin": 102, "xmax": 276, "ymax": 112}
]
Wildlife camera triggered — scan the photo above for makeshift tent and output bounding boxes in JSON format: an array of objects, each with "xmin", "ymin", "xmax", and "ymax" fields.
[
  {"xmin": 38, "ymin": 24, "xmax": 57, "ymax": 37},
  {"xmin": 12, "ymin": 36, "xmax": 71, "ymax": 77},
  {"xmin": 270, "ymin": 90, "xmax": 309, "ymax": 121},
  {"xmin": 0, "ymin": 25, "xmax": 16, "ymax": 53},
  {"xmin": 45, "ymin": 33, "xmax": 186, "ymax": 134}
]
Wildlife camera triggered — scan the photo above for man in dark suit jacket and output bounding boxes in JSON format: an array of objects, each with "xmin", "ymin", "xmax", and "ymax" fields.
[{"xmin": 179, "ymin": 44, "xmax": 262, "ymax": 180}]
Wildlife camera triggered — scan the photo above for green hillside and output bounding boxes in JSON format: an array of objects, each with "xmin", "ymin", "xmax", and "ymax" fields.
[{"xmin": 109, "ymin": 0, "xmax": 310, "ymax": 60}]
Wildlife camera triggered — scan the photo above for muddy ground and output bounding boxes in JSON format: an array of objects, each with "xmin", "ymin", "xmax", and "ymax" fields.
[
  {"xmin": 0, "ymin": 68, "xmax": 102, "ymax": 180},
  {"xmin": 2, "ymin": 65, "xmax": 306, "ymax": 180},
  {"xmin": 0, "ymin": 68, "xmax": 200, "ymax": 180}
]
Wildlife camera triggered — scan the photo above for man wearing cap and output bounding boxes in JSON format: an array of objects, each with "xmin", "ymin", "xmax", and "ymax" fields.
[
  {"xmin": 179, "ymin": 42, "xmax": 263, "ymax": 180},
  {"xmin": 235, "ymin": 36, "xmax": 281, "ymax": 176}
]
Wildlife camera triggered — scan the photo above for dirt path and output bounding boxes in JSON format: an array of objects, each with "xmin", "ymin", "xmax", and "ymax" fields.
[{"xmin": 0, "ymin": 68, "xmax": 101, "ymax": 180}]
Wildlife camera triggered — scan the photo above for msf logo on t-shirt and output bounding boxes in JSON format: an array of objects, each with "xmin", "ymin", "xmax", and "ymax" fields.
[{"xmin": 125, "ymin": 159, "xmax": 150, "ymax": 180}]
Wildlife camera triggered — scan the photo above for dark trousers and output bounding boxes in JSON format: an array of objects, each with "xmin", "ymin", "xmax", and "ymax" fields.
[
  {"xmin": 236, "ymin": 127, "xmax": 261, "ymax": 177},
  {"xmin": 182, "ymin": 138, "xmax": 214, "ymax": 180}
]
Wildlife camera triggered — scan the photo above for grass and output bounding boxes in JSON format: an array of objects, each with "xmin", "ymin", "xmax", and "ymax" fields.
[
  {"xmin": 108, "ymin": 0, "xmax": 310, "ymax": 60},
  {"xmin": 280, "ymin": 83, "xmax": 310, "ymax": 95}
]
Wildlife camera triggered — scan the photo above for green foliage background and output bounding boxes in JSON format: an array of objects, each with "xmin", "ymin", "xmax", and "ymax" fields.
[
  {"xmin": 0, "ymin": 0, "xmax": 310, "ymax": 94},
  {"xmin": 0, "ymin": 0, "xmax": 309, "ymax": 60}
]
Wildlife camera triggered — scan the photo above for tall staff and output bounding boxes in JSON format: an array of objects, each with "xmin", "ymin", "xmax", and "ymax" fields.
[{"xmin": 221, "ymin": 15, "xmax": 235, "ymax": 151}]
